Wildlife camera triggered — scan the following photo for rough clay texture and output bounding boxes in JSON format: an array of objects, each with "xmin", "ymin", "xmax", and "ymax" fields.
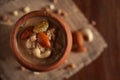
[{"xmin": 0, "ymin": 0, "xmax": 107, "ymax": 80}]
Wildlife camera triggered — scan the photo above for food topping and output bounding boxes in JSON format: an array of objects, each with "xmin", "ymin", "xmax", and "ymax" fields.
[
  {"xmin": 37, "ymin": 32, "xmax": 50, "ymax": 48},
  {"xmin": 30, "ymin": 34, "xmax": 37, "ymax": 42},
  {"xmin": 20, "ymin": 26, "xmax": 33, "ymax": 40},
  {"xmin": 20, "ymin": 20, "xmax": 55, "ymax": 59},
  {"xmin": 33, "ymin": 20, "xmax": 49, "ymax": 33},
  {"xmin": 32, "ymin": 47, "xmax": 41, "ymax": 58},
  {"xmin": 46, "ymin": 28, "xmax": 55, "ymax": 40}
]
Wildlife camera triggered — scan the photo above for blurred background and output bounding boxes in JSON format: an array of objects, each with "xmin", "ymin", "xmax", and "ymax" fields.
[{"xmin": 72, "ymin": 0, "xmax": 120, "ymax": 80}]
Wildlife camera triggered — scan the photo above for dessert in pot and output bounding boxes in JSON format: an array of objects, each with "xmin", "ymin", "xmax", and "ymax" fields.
[{"xmin": 10, "ymin": 11, "xmax": 72, "ymax": 71}]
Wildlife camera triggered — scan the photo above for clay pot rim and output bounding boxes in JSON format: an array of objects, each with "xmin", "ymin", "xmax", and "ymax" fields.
[{"xmin": 10, "ymin": 10, "xmax": 72, "ymax": 72}]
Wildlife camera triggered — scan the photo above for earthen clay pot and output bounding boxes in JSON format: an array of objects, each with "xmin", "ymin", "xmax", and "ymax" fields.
[{"xmin": 10, "ymin": 10, "xmax": 72, "ymax": 72}]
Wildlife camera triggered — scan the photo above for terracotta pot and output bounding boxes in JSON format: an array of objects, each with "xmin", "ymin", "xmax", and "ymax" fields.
[{"xmin": 10, "ymin": 10, "xmax": 72, "ymax": 72}]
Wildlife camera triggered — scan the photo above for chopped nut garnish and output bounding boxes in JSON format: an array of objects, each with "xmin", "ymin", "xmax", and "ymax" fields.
[
  {"xmin": 19, "ymin": 19, "xmax": 57, "ymax": 59},
  {"xmin": 13, "ymin": 10, "xmax": 19, "ymax": 16},
  {"xmin": 36, "ymin": 50, "xmax": 51, "ymax": 59},
  {"xmin": 32, "ymin": 46, "xmax": 51, "ymax": 59},
  {"xmin": 23, "ymin": 6, "xmax": 31, "ymax": 13},
  {"xmin": 33, "ymin": 72, "xmax": 40, "ymax": 75},
  {"xmin": 37, "ymin": 43, "xmax": 45, "ymax": 52},
  {"xmin": 49, "ymin": 4, "xmax": 55, "ymax": 10},
  {"xmin": 47, "ymin": 28, "xmax": 55, "ymax": 40},
  {"xmin": 42, "ymin": 50, "xmax": 51, "ymax": 58},
  {"xmin": 31, "ymin": 41, "xmax": 36, "ymax": 48},
  {"xmin": 57, "ymin": 9, "xmax": 62, "ymax": 15},
  {"xmin": 30, "ymin": 34, "xmax": 36, "ymax": 42},
  {"xmin": 26, "ymin": 39, "xmax": 32, "ymax": 48},
  {"xmin": 33, "ymin": 20, "xmax": 49, "ymax": 33},
  {"xmin": 61, "ymin": 10, "xmax": 68, "ymax": 17},
  {"xmin": 32, "ymin": 47, "xmax": 41, "ymax": 58},
  {"xmin": 20, "ymin": 66, "xmax": 26, "ymax": 71}
]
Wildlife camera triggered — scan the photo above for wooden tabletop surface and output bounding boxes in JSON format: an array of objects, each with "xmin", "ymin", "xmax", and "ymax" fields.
[
  {"xmin": 0, "ymin": 0, "xmax": 107, "ymax": 80},
  {"xmin": 0, "ymin": 0, "xmax": 119, "ymax": 80},
  {"xmin": 70, "ymin": 0, "xmax": 120, "ymax": 80}
]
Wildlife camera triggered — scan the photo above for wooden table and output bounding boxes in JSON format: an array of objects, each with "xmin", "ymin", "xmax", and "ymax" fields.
[
  {"xmin": 0, "ymin": 0, "xmax": 118, "ymax": 80},
  {"xmin": 70, "ymin": 0, "xmax": 120, "ymax": 80}
]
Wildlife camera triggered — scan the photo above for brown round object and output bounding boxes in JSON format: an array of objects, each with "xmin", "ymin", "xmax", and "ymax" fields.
[
  {"xmin": 10, "ymin": 10, "xmax": 72, "ymax": 72},
  {"xmin": 72, "ymin": 31, "xmax": 84, "ymax": 46},
  {"xmin": 74, "ymin": 45, "xmax": 87, "ymax": 52},
  {"xmin": 72, "ymin": 31, "xmax": 87, "ymax": 52}
]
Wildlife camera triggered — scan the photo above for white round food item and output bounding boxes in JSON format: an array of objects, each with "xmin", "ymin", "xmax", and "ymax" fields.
[
  {"xmin": 46, "ymin": 28, "xmax": 55, "ymax": 40},
  {"xmin": 39, "ymin": 50, "xmax": 51, "ymax": 59},
  {"xmin": 36, "ymin": 43, "xmax": 45, "ymax": 52},
  {"xmin": 31, "ymin": 42, "xmax": 36, "ymax": 48},
  {"xmin": 49, "ymin": 4, "xmax": 55, "ymax": 10},
  {"xmin": 33, "ymin": 47, "xmax": 41, "ymax": 58},
  {"xmin": 32, "ymin": 47, "xmax": 51, "ymax": 59},
  {"xmin": 13, "ymin": 10, "xmax": 19, "ymax": 16},
  {"xmin": 33, "ymin": 72, "xmax": 40, "ymax": 75},
  {"xmin": 39, "ymin": 45, "xmax": 45, "ymax": 52},
  {"xmin": 26, "ymin": 39, "xmax": 32, "ymax": 48},
  {"xmin": 30, "ymin": 34, "xmax": 36, "ymax": 42},
  {"xmin": 80, "ymin": 28, "xmax": 94, "ymax": 42},
  {"xmin": 23, "ymin": 6, "xmax": 31, "ymax": 13}
]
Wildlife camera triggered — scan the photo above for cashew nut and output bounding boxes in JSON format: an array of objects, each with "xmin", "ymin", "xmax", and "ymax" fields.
[
  {"xmin": 32, "ymin": 47, "xmax": 51, "ymax": 59},
  {"xmin": 49, "ymin": 4, "xmax": 55, "ymax": 10},
  {"xmin": 26, "ymin": 39, "xmax": 32, "ymax": 48},
  {"xmin": 33, "ymin": 47, "xmax": 41, "ymax": 58},
  {"xmin": 80, "ymin": 28, "xmax": 94, "ymax": 42},
  {"xmin": 26, "ymin": 39, "xmax": 36, "ymax": 48},
  {"xmin": 38, "ymin": 50, "xmax": 51, "ymax": 59}
]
